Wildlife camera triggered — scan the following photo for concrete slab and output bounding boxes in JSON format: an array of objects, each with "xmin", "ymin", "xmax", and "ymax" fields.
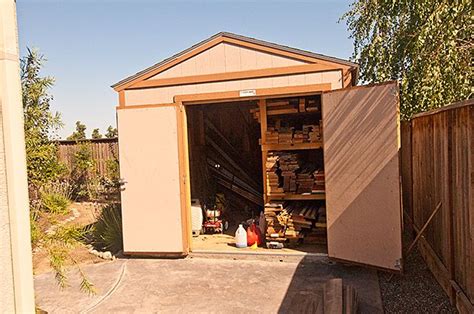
[{"xmin": 34, "ymin": 256, "xmax": 383, "ymax": 313}]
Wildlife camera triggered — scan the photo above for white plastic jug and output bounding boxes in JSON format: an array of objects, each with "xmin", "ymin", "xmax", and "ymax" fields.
[{"xmin": 235, "ymin": 224, "xmax": 247, "ymax": 248}]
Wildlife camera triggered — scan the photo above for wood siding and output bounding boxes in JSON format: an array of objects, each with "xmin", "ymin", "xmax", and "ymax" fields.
[
  {"xmin": 402, "ymin": 100, "xmax": 473, "ymax": 313},
  {"xmin": 149, "ymin": 42, "xmax": 308, "ymax": 80},
  {"xmin": 323, "ymin": 82, "xmax": 402, "ymax": 271}
]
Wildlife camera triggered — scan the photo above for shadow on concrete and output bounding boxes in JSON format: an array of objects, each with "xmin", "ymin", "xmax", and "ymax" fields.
[{"xmin": 278, "ymin": 256, "xmax": 384, "ymax": 313}]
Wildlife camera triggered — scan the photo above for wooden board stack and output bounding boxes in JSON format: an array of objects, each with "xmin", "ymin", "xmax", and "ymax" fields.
[
  {"xmin": 264, "ymin": 203, "xmax": 286, "ymax": 243},
  {"xmin": 304, "ymin": 124, "xmax": 322, "ymax": 143},
  {"xmin": 263, "ymin": 124, "xmax": 321, "ymax": 145},
  {"xmin": 265, "ymin": 128, "xmax": 279, "ymax": 144},
  {"xmin": 266, "ymin": 153, "xmax": 283, "ymax": 196},
  {"xmin": 305, "ymin": 205, "xmax": 327, "ymax": 245},
  {"xmin": 296, "ymin": 163, "xmax": 318, "ymax": 194},
  {"xmin": 312, "ymin": 170, "xmax": 325, "ymax": 193},
  {"xmin": 279, "ymin": 153, "xmax": 299, "ymax": 192},
  {"xmin": 265, "ymin": 152, "xmax": 325, "ymax": 196},
  {"xmin": 264, "ymin": 201, "xmax": 326, "ymax": 247}
]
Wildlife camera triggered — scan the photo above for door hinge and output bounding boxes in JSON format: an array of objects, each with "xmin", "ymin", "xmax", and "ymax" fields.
[
  {"xmin": 391, "ymin": 86, "xmax": 399, "ymax": 97},
  {"xmin": 394, "ymin": 258, "xmax": 402, "ymax": 270}
]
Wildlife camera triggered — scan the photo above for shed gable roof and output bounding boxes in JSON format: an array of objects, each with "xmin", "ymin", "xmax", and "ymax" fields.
[{"xmin": 112, "ymin": 32, "xmax": 359, "ymax": 91}]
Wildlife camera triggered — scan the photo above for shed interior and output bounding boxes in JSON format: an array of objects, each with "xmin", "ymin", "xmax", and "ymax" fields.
[{"xmin": 186, "ymin": 94, "xmax": 328, "ymax": 254}]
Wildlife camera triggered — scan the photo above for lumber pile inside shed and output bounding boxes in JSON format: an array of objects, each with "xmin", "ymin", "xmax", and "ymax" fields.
[
  {"xmin": 265, "ymin": 152, "xmax": 325, "ymax": 196},
  {"xmin": 263, "ymin": 124, "xmax": 322, "ymax": 144},
  {"xmin": 250, "ymin": 97, "xmax": 321, "ymax": 118},
  {"xmin": 264, "ymin": 201, "xmax": 327, "ymax": 247}
]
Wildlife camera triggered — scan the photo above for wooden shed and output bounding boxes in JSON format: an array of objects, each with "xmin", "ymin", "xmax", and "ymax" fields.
[{"xmin": 112, "ymin": 32, "xmax": 403, "ymax": 271}]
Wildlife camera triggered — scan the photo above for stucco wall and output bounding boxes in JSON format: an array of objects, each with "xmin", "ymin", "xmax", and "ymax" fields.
[
  {"xmin": 0, "ymin": 0, "xmax": 35, "ymax": 311},
  {"xmin": 0, "ymin": 88, "xmax": 15, "ymax": 313}
]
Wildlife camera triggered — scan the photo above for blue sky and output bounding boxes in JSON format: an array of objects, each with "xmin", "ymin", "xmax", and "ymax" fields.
[{"xmin": 17, "ymin": 0, "xmax": 354, "ymax": 138}]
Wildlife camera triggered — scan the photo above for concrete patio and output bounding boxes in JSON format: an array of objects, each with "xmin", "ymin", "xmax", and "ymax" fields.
[{"xmin": 34, "ymin": 255, "xmax": 383, "ymax": 313}]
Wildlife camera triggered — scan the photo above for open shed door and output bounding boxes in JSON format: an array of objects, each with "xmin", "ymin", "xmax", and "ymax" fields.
[
  {"xmin": 322, "ymin": 82, "xmax": 402, "ymax": 271},
  {"xmin": 117, "ymin": 105, "xmax": 187, "ymax": 255}
]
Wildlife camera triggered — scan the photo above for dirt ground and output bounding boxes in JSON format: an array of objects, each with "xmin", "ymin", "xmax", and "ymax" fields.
[{"xmin": 32, "ymin": 202, "xmax": 105, "ymax": 275}]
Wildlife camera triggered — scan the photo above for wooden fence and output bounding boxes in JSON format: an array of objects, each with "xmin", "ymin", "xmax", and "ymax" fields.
[
  {"xmin": 57, "ymin": 138, "xmax": 118, "ymax": 177},
  {"xmin": 401, "ymin": 99, "xmax": 473, "ymax": 313}
]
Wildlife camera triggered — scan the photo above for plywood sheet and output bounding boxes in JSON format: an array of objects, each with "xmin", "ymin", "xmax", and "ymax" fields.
[
  {"xmin": 117, "ymin": 106, "xmax": 184, "ymax": 253},
  {"xmin": 322, "ymin": 83, "xmax": 402, "ymax": 271}
]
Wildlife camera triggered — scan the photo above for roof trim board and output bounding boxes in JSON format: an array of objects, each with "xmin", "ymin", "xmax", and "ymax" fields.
[
  {"xmin": 128, "ymin": 63, "xmax": 341, "ymax": 90},
  {"xmin": 112, "ymin": 32, "xmax": 359, "ymax": 91}
]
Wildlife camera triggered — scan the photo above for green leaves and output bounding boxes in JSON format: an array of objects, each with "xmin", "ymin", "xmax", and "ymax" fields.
[
  {"xmin": 343, "ymin": 0, "xmax": 473, "ymax": 119},
  {"xmin": 21, "ymin": 48, "xmax": 64, "ymax": 187},
  {"xmin": 67, "ymin": 121, "xmax": 87, "ymax": 141}
]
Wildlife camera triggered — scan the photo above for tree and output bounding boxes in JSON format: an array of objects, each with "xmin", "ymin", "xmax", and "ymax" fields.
[
  {"xmin": 105, "ymin": 125, "xmax": 118, "ymax": 138},
  {"xmin": 91, "ymin": 128, "xmax": 102, "ymax": 139},
  {"xmin": 342, "ymin": 1, "xmax": 473, "ymax": 119},
  {"xmin": 67, "ymin": 121, "xmax": 87, "ymax": 140},
  {"xmin": 22, "ymin": 48, "xmax": 95, "ymax": 294},
  {"xmin": 21, "ymin": 48, "xmax": 64, "ymax": 187}
]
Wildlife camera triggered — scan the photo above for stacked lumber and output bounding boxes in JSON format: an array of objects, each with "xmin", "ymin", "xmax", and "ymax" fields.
[
  {"xmin": 312, "ymin": 170, "xmax": 325, "ymax": 193},
  {"xmin": 305, "ymin": 206, "xmax": 327, "ymax": 245},
  {"xmin": 264, "ymin": 201, "xmax": 326, "ymax": 247},
  {"xmin": 262, "ymin": 124, "xmax": 321, "ymax": 145},
  {"xmin": 265, "ymin": 153, "xmax": 283, "ymax": 195},
  {"xmin": 292, "ymin": 129, "xmax": 308, "ymax": 144},
  {"xmin": 265, "ymin": 128, "xmax": 279, "ymax": 144},
  {"xmin": 306, "ymin": 98, "xmax": 321, "ymax": 112},
  {"xmin": 264, "ymin": 203, "xmax": 286, "ymax": 243},
  {"xmin": 250, "ymin": 98, "xmax": 299, "ymax": 119},
  {"xmin": 304, "ymin": 124, "xmax": 322, "ymax": 143},
  {"xmin": 296, "ymin": 163, "xmax": 318, "ymax": 194},
  {"xmin": 251, "ymin": 96, "xmax": 323, "ymax": 119},
  {"xmin": 279, "ymin": 153, "xmax": 299, "ymax": 193},
  {"xmin": 265, "ymin": 152, "xmax": 325, "ymax": 196}
]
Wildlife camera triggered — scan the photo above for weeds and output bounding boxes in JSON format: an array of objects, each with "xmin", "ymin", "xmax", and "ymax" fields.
[{"xmin": 40, "ymin": 182, "xmax": 71, "ymax": 214}]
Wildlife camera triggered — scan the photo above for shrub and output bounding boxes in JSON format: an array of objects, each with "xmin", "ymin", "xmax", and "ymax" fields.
[
  {"xmin": 70, "ymin": 142, "xmax": 95, "ymax": 200},
  {"xmin": 40, "ymin": 182, "xmax": 71, "ymax": 215},
  {"xmin": 93, "ymin": 203, "xmax": 123, "ymax": 253}
]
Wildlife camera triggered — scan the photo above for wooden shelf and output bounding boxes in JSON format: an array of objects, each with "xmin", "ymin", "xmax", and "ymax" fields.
[
  {"xmin": 261, "ymin": 142, "xmax": 322, "ymax": 151},
  {"xmin": 267, "ymin": 193, "xmax": 325, "ymax": 201}
]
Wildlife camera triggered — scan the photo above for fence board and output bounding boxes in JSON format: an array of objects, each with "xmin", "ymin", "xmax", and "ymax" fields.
[
  {"xmin": 56, "ymin": 138, "xmax": 118, "ymax": 178},
  {"xmin": 404, "ymin": 99, "xmax": 473, "ymax": 312}
]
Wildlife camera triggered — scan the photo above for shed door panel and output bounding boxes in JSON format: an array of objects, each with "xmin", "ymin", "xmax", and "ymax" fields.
[
  {"xmin": 117, "ymin": 106, "xmax": 184, "ymax": 253},
  {"xmin": 322, "ymin": 83, "xmax": 402, "ymax": 271}
]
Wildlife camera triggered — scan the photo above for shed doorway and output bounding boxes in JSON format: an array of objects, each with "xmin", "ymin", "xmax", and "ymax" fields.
[{"xmin": 185, "ymin": 96, "xmax": 328, "ymax": 255}]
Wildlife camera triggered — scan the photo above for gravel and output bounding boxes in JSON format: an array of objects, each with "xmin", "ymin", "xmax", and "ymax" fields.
[{"xmin": 378, "ymin": 228, "xmax": 457, "ymax": 313}]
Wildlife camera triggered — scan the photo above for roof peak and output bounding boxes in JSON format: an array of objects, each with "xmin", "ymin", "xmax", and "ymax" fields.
[{"xmin": 112, "ymin": 32, "xmax": 358, "ymax": 90}]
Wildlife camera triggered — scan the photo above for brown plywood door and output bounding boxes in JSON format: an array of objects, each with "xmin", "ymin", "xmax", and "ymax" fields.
[
  {"xmin": 322, "ymin": 82, "xmax": 403, "ymax": 271},
  {"xmin": 117, "ymin": 106, "xmax": 186, "ymax": 255}
]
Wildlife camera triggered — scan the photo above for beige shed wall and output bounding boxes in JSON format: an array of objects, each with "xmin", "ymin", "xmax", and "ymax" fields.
[
  {"xmin": 124, "ymin": 70, "xmax": 342, "ymax": 106},
  {"xmin": 149, "ymin": 42, "xmax": 308, "ymax": 80}
]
